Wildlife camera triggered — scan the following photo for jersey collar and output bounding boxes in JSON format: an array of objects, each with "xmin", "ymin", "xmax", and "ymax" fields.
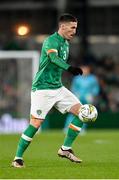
[{"xmin": 55, "ymin": 32, "xmax": 66, "ymax": 42}]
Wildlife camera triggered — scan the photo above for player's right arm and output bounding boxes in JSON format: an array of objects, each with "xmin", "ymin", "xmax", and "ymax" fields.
[
  {"xmin": 44, "ymin": 37, "xmax": 83, "ymax": 76},
  {"xmin": 45, "ymin": 38, "xmax": 70, "ymax": 70}
]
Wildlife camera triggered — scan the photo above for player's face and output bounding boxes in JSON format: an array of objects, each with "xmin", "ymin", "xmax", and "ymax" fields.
[{"xmin": 60, "ymin": 22, "xmax": 77, "ymax": 40}]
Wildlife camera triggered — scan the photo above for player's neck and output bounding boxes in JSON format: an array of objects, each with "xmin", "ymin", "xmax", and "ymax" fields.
[{"xmin": 57, "ymin": 30, "xmax": 65, "ymax": 40}]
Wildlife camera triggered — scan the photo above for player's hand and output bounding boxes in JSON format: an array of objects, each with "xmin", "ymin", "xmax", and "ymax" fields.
[{"xmin": 68, "ymin": 66, "xmax": 83, "ymax": 76}]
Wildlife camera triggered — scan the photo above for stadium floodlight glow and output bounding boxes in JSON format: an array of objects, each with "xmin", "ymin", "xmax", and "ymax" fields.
[{"xmin": 17, "ymin": 25, "xmax": 30, "ymax": 36}]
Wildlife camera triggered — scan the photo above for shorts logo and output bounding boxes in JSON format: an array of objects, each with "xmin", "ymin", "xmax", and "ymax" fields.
[{"xmin": 36, "ymin": 109, "xmax": 42, "ymax": 115}]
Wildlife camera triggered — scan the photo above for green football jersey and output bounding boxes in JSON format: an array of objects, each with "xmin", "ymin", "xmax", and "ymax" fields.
[{"xmin": 32, "ymin": 32, "xmax": 70, "ymax": 90}]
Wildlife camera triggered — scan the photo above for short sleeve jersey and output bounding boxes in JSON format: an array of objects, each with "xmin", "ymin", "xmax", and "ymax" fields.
[{"xmin": 32, "ymin": 32, "xmax": 70, "ymax": 90}]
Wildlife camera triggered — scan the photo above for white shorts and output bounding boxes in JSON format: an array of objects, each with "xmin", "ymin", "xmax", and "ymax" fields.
[{"xmin": 30, "ymin": 86, "xmax": 81, "ymax": 119}]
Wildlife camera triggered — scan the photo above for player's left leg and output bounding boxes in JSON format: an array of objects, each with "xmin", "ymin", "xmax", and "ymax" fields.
[
  {"xmin": 58, "ymin": 103, "xmax": 83, "ymax": 163},
  {"xmin": 63, "ymin": 113, "xmax": 74, "ymax": 133},
  {"xmin": 55, "ymin": 87, "xmax": 83, "ymax": 163},
  {"xmin": 63, "ymin": 103, "xmax": 83, "ymax": 145}
]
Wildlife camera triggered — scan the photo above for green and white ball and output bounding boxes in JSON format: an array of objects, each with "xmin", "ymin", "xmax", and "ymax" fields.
[{"xmin": 79, "ymin": 104, "xmax": 98, "ymax": 123}]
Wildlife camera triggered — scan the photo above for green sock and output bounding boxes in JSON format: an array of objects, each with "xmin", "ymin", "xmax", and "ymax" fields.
[
  {"xmin": 15, "ymin": 124, "xmax": 38, "ymax": 159},
  {"xmin": 63, "ymin": 116, "xmax": 83, "ymax": 148}
]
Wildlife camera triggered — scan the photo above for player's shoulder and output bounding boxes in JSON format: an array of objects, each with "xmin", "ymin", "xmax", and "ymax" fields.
[
  {"xmin": 47, "ymin": 32, "xmax": 58, "ymax": 41},
  {"xmin": 43, "ymin": 32, "xmax": 59, "ymax": 45}
]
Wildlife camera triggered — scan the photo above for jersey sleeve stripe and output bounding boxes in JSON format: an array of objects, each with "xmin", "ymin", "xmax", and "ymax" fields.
[{"xmin": 47, "ymin": 49, "xmax": 58, "ymax": 54}]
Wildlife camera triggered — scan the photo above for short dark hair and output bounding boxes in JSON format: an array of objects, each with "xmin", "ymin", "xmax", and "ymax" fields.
[{"xmin": 59, "ymin": 13, "xmax": 77, "ymax": 23}]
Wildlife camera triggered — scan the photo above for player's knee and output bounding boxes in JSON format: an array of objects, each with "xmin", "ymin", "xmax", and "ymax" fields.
[
  {"xmin": 69, "ymin": 103, "xmax": 82, "ymax": 116},
  {"xmin": 30, "ymin": 114, "xmax": 44, "ymax": 128}
]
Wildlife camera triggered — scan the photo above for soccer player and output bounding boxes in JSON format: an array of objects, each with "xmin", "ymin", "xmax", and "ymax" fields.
[{"xmin": 12, "ymin": 14, "xmax": 84, "ymax": 168}]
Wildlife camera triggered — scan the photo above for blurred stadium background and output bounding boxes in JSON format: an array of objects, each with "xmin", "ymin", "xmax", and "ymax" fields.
[{"xmin": 0, "ymin": 0, "xmax": 119, "ymax": 133}]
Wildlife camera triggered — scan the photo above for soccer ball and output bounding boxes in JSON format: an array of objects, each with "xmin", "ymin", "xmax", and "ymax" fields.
[{"xmin": 79, "ymin": 104, "xmax": 98, "ymax": 123}]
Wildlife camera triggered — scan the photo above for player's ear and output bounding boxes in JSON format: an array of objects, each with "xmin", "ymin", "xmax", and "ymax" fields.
[{"xmin": 61, "ymin": 23, "xmax": 66, "ymax": 30}]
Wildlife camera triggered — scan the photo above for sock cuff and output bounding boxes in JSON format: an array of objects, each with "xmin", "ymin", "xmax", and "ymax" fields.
[
  {"xmin": 21, "ymin": 134, "xmax": 33, "ymax": 141},
  {"xmin": 69, "ymin": 123, "xmax": 82, "ymax": 132},
  {"xmin": 23, "ymin": 124, "xmax": 38, "ymax": 139},
  {"xmin": 29, "ymin": 124, "xmax": 38, "ymax": 131},
  {"xmin": 71, "ymin": 116, "xmax": 83, "ymax": 127}
]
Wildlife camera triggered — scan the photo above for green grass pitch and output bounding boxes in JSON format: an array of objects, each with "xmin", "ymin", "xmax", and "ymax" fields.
[{"xmin": 0, "ymin": 129, "xmax": 119, "ymax": 179}]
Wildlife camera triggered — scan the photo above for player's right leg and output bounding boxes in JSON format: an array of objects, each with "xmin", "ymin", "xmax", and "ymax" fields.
[
  {"xmin": 12, "ymin": 89, "xmax": 54, "ymax": 168},
  {"xmin": 12, "ymin": 116, "xmax": 43, "ymax": 168}
]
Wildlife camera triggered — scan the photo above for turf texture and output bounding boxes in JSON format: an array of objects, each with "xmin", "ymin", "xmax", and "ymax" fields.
[{"xmin": 0, "ymin": 129, "xmax": 119, "ymax": 179}]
